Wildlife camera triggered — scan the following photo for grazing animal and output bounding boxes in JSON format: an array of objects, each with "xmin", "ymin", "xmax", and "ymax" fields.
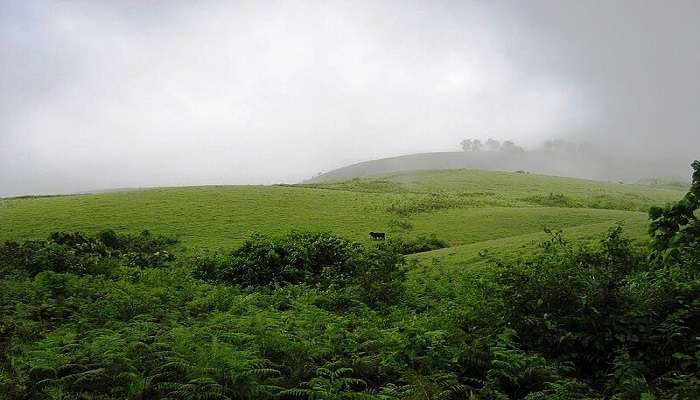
[{"xmin": 369, "ymin": 231, "xmax": 386, "ymax": 240}]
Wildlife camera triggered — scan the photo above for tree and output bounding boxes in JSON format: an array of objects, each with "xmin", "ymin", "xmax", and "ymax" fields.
[
  {"xmin": 485, "ymin": 138, "xmax": 501, "ymax": 151},
  {"xmin": 460, "ymin": 139, "xmax": 473, "ymax": 152},
  {"xmin": 460, "ymin": 139, "xmax": 482, "ymax": 152},
  {"xmin": 472, "ymin": 139, "xmax": 482, "ymax": 152},
  {"xmin": 648, "ymin": 160, "xmax": 700, "ymax": 262},
  {"xmin": 501, "ymin": 140, "xmax": 524, "ymax": 153}
]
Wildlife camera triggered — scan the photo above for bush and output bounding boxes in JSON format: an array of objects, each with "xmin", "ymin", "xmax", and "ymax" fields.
[
  {"xmin": 193, "ymin": 231, "xmax": 363, "ymax": 287},
  {"xmin": 648, "ymin": 160, "xmax": 700, "ymax": 263},
  {"xmin": 0, "ymin": 230, "xmax": 177, "ymax": 277},
  {"xmin": 192, "ymin": 231, "xmax": 407, "ymax": 309},
  {"xmin": 353, "ymin": 245, "xmax": 407, "ymax": 309},
  {"xmin": 387, "ymin": 234, "xmax": 448, "ymax": 255},
  {"xmin": 495, "ymin": 226, "xmax": 640, "ymax": 380},
  {"xmin": 96, "ymin": 229, "xmax": 178, "ymax": 254},
  {"xmin": 482, "ymin": 162, "xmax": 700, "ymax": 396},
  {"xmin": 522, "ymin": 192, "xmax": 583, "ymax": 208}
]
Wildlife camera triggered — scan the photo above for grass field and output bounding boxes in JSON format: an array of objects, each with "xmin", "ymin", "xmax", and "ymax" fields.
[
  {"xmin": 0, "ymin": 169, "xmax": 686, "ymax": 268},
  {"xmin": 410, "ymin": 218, "xmax": 650, "ymax": 274},
  {"xmin": 302, "ymin": 169, "xmax": 684, "ymax": 210},
  {"xmin": 0, "ymin": 186, "xmax": 399, "ymax": 250}
]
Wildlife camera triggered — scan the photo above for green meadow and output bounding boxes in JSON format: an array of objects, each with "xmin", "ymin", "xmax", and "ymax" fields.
[{"xmin": 0, "ymin": 169, "xmax": 685, "ymax": 263}]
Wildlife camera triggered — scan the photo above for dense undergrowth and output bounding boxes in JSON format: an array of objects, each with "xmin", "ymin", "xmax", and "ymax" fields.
[
  {"xmin": 0, "ymin": 162, "xmax": 699, "ymax": 399},
  {"xmin": 522, "ymin": 192, "xmax": 657, "ymax": 212}
]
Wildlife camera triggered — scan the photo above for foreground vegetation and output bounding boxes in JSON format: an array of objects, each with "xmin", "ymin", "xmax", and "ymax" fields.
[{"xmin": 0, "ymin": 162, "xmax": 699, "ymax": 399}]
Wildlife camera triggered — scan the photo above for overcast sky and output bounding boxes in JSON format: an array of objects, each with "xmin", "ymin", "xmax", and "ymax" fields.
[{"xmin": 1, "ymin": 0, "xmax": 698, "ymax": 196}]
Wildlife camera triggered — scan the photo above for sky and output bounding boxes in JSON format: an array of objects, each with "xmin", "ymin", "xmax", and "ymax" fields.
[{"xmin": 1, "ymin": 0, "xmax": 698, "ymax": 196}]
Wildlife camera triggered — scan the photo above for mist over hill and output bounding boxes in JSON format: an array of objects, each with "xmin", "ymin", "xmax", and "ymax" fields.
[
  {"xmin": 2, "ymin": 1, "xmax": 699, "ymax": 197},
  {"xmin": 308, "ymin": 140, "xmax": 691, "ymax": 184}
]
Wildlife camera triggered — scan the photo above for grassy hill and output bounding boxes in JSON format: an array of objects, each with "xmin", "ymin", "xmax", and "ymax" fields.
[
  {"xmin": 307, "ymin": 150, "xmax": 690, "ymax": 184},
  {"xmin": 0, "ymin": 169, "xmax": 685, "ymax": 266}
]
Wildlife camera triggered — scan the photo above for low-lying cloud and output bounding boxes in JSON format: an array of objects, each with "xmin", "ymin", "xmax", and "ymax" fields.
[{"xmin": 1, "ymin": 0, "xmax": 698, "ymax": 196}]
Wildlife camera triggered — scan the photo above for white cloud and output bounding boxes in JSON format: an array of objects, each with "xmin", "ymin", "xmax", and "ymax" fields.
[{"xmin": 1, "ymin": 0, "xmax": 592, "ymax": 195}]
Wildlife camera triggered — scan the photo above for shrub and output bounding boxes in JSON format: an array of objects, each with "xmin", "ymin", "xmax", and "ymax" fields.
[
  {"xmin": 353, "ymin": 245, "xmax": 407, "ymax": 309},
  {"xmin": 522, "ymin": 192, "xmax": 583, "ymax": 208},
  {"xmin": 648, "ymin": 160, "xmax": 700, "ymax": 263},
  {"xmin": 495, "ymin": 226, "xmax": 640, "ymax": 382},
  {"xmin": 192, "ymin": 231, "xmax": 407, "ymax": 309},
  {"xmin": 386, "ymin": 193, "xmax": 473, "ymax": 216},
  {"xmin": 387, "ymin": 234, "xmax": 448, "ymax": 255},
  {"xmin": 96, "ymin": 229, "xmax": 178, "ymax": 254},
  {"xmin": 193, "ymin": 231, "xmax": 364, "ymax": 287},
  {"xmin": 0, "ymin": 230, "xmax": 177, "ymax": 277},
  {"xmin": 484, "ymin": 161, "xmax": 700, "ymax": 396}
]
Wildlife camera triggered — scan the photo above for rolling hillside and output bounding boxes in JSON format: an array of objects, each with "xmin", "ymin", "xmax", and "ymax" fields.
[
  {"xmin": 307, "ymin": 150, "xmax": 690, "ymax": 184},
  {"xmin": 0, "ymin": 169, "xmax": 686, "ymax": 268}
]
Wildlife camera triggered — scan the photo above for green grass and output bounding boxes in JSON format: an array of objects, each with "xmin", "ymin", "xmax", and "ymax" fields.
[
  {"xmin": 0, "ymin": 170, "xmax": 685, "ymax": 263},
  {"xmin": 0, "ymin": 186, "xmax": 398, "ymax": 250},
  {"xmin": 408, "ymin": 206, "xmax": 645, "ymax": 246},
  {"xmin": 305, "ymin": 169, "xmax": 684, "ymax": 211},
  {"xmin": 410, "ymin": 217, "xmax": 649, "ymax": 276}
]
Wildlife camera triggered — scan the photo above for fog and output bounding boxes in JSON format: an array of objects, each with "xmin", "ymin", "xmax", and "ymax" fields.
[{"xmin": 1, "ymin": 0, "xmax": 698, "ymax": 197}]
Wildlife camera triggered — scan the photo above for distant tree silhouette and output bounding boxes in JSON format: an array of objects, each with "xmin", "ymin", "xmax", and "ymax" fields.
[
  {"xmin": 472, "ymin": 139, "xmax": 482, "ymax": 152},
  {"xmin": 485, "ymin": 138, "xmax": 501, "ymax": 151},
  {"xmin": 501, "ymin": 140, "xmax": 525, "ymax": 153},
  {"xmin": 463, "ymin": 138, "xmax": 526, "ymax": 152},
  {"xmin": 460, "ymin": 138, "xmax": 482, "ymax": 152},
  {"xmin": 460, "ymin": 139, "xmax": 472, "ymax": 151}
]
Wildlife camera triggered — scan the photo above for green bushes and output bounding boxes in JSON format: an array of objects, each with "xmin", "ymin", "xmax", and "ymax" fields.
[
  {"xmin": 522, "ymin": 192, "xmax": 583, "ymax": 208},
  {"xmin": 2, "ymin": 217, "xmax": 700, "ymax": 399},
  {"xmin": 488, "ymin": 227, "xmax": 700, "ymax": 398},
  {"xmin": 0, "ymin": 238, "xmax": 116, "ymax": 277},
  {"xmin": 192, "ymin": 231, "xmax": 407, "ymax": 309},
  {"xmin": 648, "ymin": 160, "xmax": 700, "ymax": 263},
  {"xmin": 522, "ymin": 191, "xmax": 662, "ymax": 212},
  {"xmin": 475, "ymin": 161, "xmax": 700, "ymax": 398},
  {"xmin": 0, "ymin": 230, "xmax": 177, "ymax": 278},
  {"xmin": 386, "ymin": 192, "xmax": 511, "ymax": 216},
  {"xmin": 387, "ymin": 233, "xmax": 449, "ymax": 255},
  {"xmin": 192, "ymin": 231, "xmax": 363, "ymax": 287},
  {"xmin": 495, "ymin": 227, "xmax": 639, "ymax": 378}
]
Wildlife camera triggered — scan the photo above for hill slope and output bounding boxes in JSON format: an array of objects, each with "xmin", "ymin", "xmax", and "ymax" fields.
[
  {"xmin": 0, "ymin": 170, "xmax": 685, "ymax": 268},
  {"xmin": 308, "ymin": 151, "xmax": 690, "ymax": 183}
]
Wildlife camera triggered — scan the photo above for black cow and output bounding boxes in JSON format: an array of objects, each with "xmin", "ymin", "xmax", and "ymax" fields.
[{"xmin": 369, "ymin": 231, "xmax": 386, "ymax": 240}]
